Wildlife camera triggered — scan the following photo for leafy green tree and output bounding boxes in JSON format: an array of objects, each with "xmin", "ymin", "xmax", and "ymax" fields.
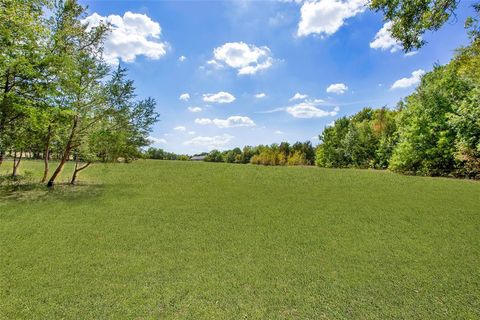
[
  {"xmin": 389, "ymin": 63, "xmax": 469, "ymax": 175},
  {"xmin": 46, "ymin": 0, "xmax": 110, "ymax": 187},
  {"xmin": 316, "ymin": 108, "xmax": 398, "ymax": 169},
  {"xmin": 316, "ymin": 117, "xmax": 351, "ymax": 167},
  {"xmin": 68, "ymin": 68, "xmax": 158, "ymax": 184},
  {"xmin": 97, "ymin": 67, "xmax": 159, "ymax": 164},
  {"xmin": 223, "ymin": 147, "xmax": 242, "ymax": 163},
  {"xmin": 369, "ymin": 0, "xmax": 459, "ymax": 51},
  {"xmin": 292, "ymin": 141, "xmax": 315, "ymax": 165},
  {"xmin": 145, "ymin": 148, "xmax": 188, "ymax": 160},
  {"xmin": 240, "ymin": 146, "xmax": 256, "ymax": 163},
  {"xmin": 0, "ymin": 0, "xmax": 50, "ymax": 167},
  {"xmin": 448, "ymin": 87, "xmax": 480, "ymax": 177},
  {"xmin": 205, "ymin": 149, "xmax": 224, "ymax": 162},
  {"xmin": 446, "ymin": 28, "xmax": 480, "ymax": 177},
  {"xmin": 287, "ymin": 150, "xmax": 308, "ymax": 166}
]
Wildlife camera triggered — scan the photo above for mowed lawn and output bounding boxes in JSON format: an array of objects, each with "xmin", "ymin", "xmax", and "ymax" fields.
[{"xmin": 1, "ymin": 160, "xmax": 479, "ymax": 319}]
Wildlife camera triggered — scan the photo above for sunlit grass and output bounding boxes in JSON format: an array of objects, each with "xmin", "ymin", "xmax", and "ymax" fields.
[{"xmin": 1, "ymin": 160, "xmax": 479, "ymax": 319}]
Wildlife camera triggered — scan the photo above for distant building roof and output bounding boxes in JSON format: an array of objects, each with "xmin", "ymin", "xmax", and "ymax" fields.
[{"xmin": 190, "ymin": 155, "xmax": 206, "ymax": 161}]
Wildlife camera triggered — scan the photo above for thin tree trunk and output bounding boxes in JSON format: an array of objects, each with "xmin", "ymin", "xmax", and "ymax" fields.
[
  {"xmin": 12, "ymin": 151, "xmax": 23, "ymax": 178},
  {"xmin": 47, "ymin": 116, "xmax": 78, "ymax": 188},
  {"xmin": 0, "ymin": 70, "xmax": 10, "ymax": 155},
  {"xmin": 70, "ymin": 159, "xmax": 91, "ymax": 185},
  {"xmin": 12, "ymin": 151, "xmax": 16, "ymax": 177},
  {"xmin": 41, "ymin": 125, "xmax": 52, "ymax": 183}
]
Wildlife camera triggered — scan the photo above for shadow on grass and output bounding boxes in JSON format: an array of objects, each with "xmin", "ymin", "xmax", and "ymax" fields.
[{"xmin": 0, "ymin": 174, "xmax": 103, "ymax": 202}]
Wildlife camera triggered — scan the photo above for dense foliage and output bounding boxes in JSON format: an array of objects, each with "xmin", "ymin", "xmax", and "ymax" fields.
[
  {"xmin": 317, "ymin": 21, "xmax": 480, "ymax": 178},
  {"xmin": 316, "ymin": 108, "xmax": 398, "ymax": 169},
  {"xmin": 370, "ymin": 0, "xmax": 459, "ymax": 51},
  {"xmin": 203, "ymin": 142, "xmax": 315, "ymax": 166},
  {"xmin": 0, "ymin": 0, "xmax": 159, "ymax": 186},
  {"xmin": 145, "ymin": 148, "xmax": 190, "ymax": 161},
  {"xmin": 389, "ymin": 38, "xmax": 480, "ymax": 177}
]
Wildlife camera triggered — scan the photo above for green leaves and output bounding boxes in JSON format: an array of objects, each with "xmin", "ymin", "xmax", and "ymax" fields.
[
  {"xmin": 316, "ymin": 108, "xmax": 398, "ymax": 169},
  {"xmin": 369, "ymin": 0, "xmax": 459, "ymax": 51},
  {"xmin": 389, "ymin": 38, "xmax": 480, "ymax": 177},
  {"xmin": 0, "ymin": 0, "xmax": 159, "ymax": 184}
]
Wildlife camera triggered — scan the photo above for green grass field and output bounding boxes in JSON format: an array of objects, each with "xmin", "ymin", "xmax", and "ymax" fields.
[{"xmin": 1, "ymin": 160, "xmax": 479, "ymax": 319}]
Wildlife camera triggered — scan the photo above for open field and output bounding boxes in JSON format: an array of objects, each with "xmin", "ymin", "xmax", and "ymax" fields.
[{"xmin": 1, "ymin": 160, "xmax": 479, "ymax": 319}]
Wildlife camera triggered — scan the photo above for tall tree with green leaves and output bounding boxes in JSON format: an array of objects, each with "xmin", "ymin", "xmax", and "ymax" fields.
[
  {"xmin": 68, "ymin": 66, "xmax": 159, "ymax": 184},
  {"xmin": 46, "ymin": 0, "xmax": 110, "ymax": 187},
  {"xmin": 0, "ymin": 0, "xmax": 50, "ymax": 167}
]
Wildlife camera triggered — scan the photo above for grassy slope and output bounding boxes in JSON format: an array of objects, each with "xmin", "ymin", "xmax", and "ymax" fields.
[{"xmin": 1, "ymin": 160, "xmax": 479, "ymax": 319}]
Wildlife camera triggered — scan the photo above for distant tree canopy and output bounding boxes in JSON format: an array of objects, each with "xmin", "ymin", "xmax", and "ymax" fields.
[
  {"xmin": 145, "ymin": 148, "xmax": 189, "ymax": 161},
  {"xmin": 0, "ymin": 0, "xmax": 159, "ymax": 186},
  {"xmin": 203, "ymin": 142, "xmax": 316, "ymax": 166},
  {"xmin": 317, "ymin": 27, "xmax": 480, "ymax": 178}
]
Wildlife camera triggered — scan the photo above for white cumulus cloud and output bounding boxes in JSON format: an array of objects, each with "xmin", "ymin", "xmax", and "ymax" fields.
[
  {"xmin": 188, "ymin": 106, "xmax": 202, "ymax": 112},
  {"xmin": 210, "ymin": 42, "xmax": 274, "ymax": 75},
  {"xmin": 369, "ymin": 21, "xmax": 401, "ymax": 53},
  {"xmin": 290, "ymin": 92, "xmax": 308, "ymax": 101},
  {"xmin": 297, "ymin": 0, "xmax": 366, "ymax": 37},
  {"xmin": 391, "ymin": 69, "xmax": 425, "ymax": 89},
  {"xmin": 195, "ymin": 116, "xmax": 256, "ymax": 128},
  {"xmin": 82, "ymin": 12, "xmax": 168, "ymax": 65},
  {"xmin": 287, "ymin": 101, "xmax": 339, "ymax": 118},
  {"xmin": 179, "ymin": 93, "xmax": 190, "ymax": 101},
  {"xmin": 203, "ymin": 91, "xmax": 236, "ymax": 104},
  {"xmin": 184, "ymin": 134, "xmax": 234, "ymax": 148},
  {"xmin": 174, "ymin": 126, "xmax": 186, "ymax": 132},
  {"xmin": 255, "ymin": 93, "xmax": 267, "ymax": 99},
  {"xmin": 404, "ymin": 51, "xmax": 418, "ymax": 57},
  {"xmin": 178, "ymin": 55, "xmax": 187, "ymax": 62},
  {"xmin": 148, "ymin": 136, "xmax": 167, "ymax": 145},
  {"xmin": 326, "ymin": 83, "xmax": 348, "ymax": 94}
]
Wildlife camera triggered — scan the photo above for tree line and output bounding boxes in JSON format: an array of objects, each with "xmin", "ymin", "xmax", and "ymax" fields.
[
  {"xmin": 0, "ymin": 0, "xmax": 159, "ymax": 186},
  {"xmin": 144, "ymin": 142, "xmax": 316, "ymax": 166},
  {"xmin": 317, "ymin": 18, "xmax": 480, "ymax": 178},
  {"xmin": 145, "ymin": 148, "xmax": 190, "ymax": 161},
  {"xmin": 202, "ymin": 142, "xmax": 316, "ymax": 165}
]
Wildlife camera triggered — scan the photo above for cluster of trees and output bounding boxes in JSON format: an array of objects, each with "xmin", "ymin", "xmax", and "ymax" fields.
[
  {"xmin": 317, "ymin": 14, "xmax": 480, "ymax": 178},
  {"xmin": 389, "ymin": 34, "xmax": 480, "ymax": 177},
  {"xmin": 0, "ymin": 0, "xmax": 158, "ymax": 186},
  {"xmin": 145, "ymin": 148, "xmax": 190, "ymax": 161},
  {"xmin": 316, "ymin": 108, "xmax": 397, "ymax": 169},
  {"xmin": 204, "ymin": 142, "xmax": 315, "ymax": 166}
]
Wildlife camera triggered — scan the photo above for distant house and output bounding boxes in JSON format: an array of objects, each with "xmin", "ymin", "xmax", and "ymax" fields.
[{"xmin": 190, "ymin": 155, "xmax": 206, "ymax": 161}]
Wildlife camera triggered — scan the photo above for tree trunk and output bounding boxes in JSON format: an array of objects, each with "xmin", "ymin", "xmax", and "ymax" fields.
[
  {"xmin": 41, "ymin": 125, "xmax": 52, "ymax": 183},
  {"xmin": 12, "ymin": 151, "xmax": 23, "ymax": 178},
  {"xmin": 0, "ymin": 69, "xmax": 10, "ymax": 152},
  {"xmin": 47, "ymin": 116, "xmax": 78, "ymax": 188},
  {"xmin": 12, "ymin": 152, "xmax": 16, "ymax": 177},
  {"xmin": 70, "ymin": 158, "xmax": 91, "ymax": 185}
]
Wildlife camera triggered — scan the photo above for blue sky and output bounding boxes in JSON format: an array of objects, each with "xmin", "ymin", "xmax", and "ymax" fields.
[{"xmin": 81, "ymin": 0, "xmax": 475, "ymax": 154}]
